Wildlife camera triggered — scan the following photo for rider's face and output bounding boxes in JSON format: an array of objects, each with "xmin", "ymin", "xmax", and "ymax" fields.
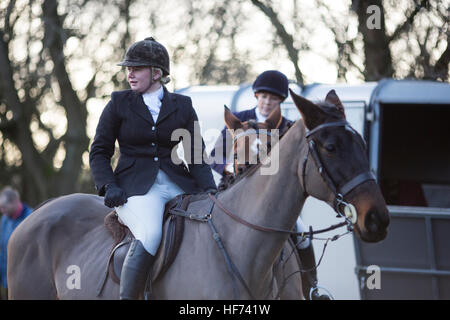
[
  {"xmin": 127, "ymin": 66, "xmax": 161, "ymax": 93},
  {"xmin": 255, "ymin": 92, "xmax": 282, "ymax": 117}
]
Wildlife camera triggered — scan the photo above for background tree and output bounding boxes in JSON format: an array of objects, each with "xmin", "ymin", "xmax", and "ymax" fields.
[
  {"xmin": 0, "ymin": 0, "xmax": 448, "ymax": 206},
  {"xmin": 319, "ymin": 0, "xmax": 449, "ymax": 81},
  {"xmin": 0, "ymin": 0, "xmax": 261, "ymax": 205},
  {"xmin": 251, "ymin": 0, "xmax": 448, "ymax": 82},
  {"xmin": 0, "ymin": 0, "xmax": 133, "ymax": 204}
]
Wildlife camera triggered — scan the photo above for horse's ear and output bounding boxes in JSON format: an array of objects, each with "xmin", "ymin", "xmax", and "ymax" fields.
[
  {"xmin": 289, "ymin": 89, "xmax": 327, "ymax": 130},
  {"xmin": 325, "ymin": 89, "xmax": 346, "ymax": 118},
  {"xmin": 224, "ymin": 105, "xmax": 243, "ymax": 130},
  {"xmin": 264, "ymin": 105, "xmax": 282, "ymax": 129}
]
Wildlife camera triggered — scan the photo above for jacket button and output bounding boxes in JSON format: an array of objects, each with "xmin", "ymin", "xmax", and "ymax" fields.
[
  {"xmin": 151, "ymin": 143, "xmax": 156, "ymax": 146},
  {"xmin": 152, "ymin": 126, "xmax": 155, "ymax": 130},
  {"xmin": 154, "ymin": 157, "xmax": 159, "ymax": 161}
]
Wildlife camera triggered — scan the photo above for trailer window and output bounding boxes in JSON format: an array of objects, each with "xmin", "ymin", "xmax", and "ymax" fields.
[{"xmin": 378, "ymin": 104, "xmax": 450, "ymax": 208}]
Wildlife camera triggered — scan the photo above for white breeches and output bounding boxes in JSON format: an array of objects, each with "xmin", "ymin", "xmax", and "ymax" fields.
[{"xmin": 115, "ymin": 169, "xmax": 184, "ymax": 255}]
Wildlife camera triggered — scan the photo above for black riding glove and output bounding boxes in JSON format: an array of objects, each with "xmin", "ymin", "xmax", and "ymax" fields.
[{"xmin": 104, "ymin": 183, "xmax": 128, "ymax": 208}]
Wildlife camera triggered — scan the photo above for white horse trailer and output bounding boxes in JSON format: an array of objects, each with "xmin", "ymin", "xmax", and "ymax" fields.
[{"xmin": 176, "ymin": 79, "xmax": 450, "ymax": 300}]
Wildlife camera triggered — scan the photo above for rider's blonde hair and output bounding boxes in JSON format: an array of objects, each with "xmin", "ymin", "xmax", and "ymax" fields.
[{"xmin": 152, "ymin": 67, "xmax": 170, "ymax": 85}]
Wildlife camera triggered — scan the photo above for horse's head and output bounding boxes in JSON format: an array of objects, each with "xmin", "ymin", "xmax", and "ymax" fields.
[
  {"xmin": 290, "ymin": 89, "xmax": 390, "ymax": 243},
  {"xmin": 224, "ymin": 105, "xmax": 282, "ymax": 175}
]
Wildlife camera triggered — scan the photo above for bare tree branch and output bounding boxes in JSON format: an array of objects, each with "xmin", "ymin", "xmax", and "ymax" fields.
[
  {"xmin": 388, "ymin": 0, "xmax": 429, "ymax": 43},
  {"xmin": 4, "ymin": 0, "xmax": 17, "ymax": 38},
  {"xmin": 42, "ymin": 0, "xmax": 89, "ymax": 194},
  {"xmin": 433, "ymin": 33, "xmax": 450, "ymax": 81},
  {"xmin": 250, "ymin": 0, "xmax": 304, "ymax": 84}
]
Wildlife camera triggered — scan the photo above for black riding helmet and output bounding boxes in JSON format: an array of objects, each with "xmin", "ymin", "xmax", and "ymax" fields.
[
  {"xmin": 117, "ymin": 37, "xmax": 170, "ymax": 76},
  {"xmin": 252, "ymin": 70, "xmax": 289, "ymax": 101}
]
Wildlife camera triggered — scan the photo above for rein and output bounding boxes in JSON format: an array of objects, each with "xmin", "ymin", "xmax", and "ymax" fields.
[
  {"xmin": 229, "ymin": 119, "xmax": 374, "ymax": 232},
  {"xmin": 208, "ymin": 193, "xmax": 347, "ymax": 237}
]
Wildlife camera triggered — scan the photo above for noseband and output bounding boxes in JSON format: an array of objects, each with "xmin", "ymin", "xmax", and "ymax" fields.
[{"xmin": 302, "ymin": 121, "xmax": 376, "ymax": 226}]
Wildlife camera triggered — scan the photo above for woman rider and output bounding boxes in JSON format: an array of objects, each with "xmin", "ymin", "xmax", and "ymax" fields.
[{"xmin": 89, "ymin": 37, "xmax": 217, "ymax": 299}]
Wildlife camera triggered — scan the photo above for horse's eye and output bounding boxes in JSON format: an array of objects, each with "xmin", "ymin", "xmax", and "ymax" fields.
[{"xmin": 325, "ymin": 144, "xmax": 336, "ymax": 153}]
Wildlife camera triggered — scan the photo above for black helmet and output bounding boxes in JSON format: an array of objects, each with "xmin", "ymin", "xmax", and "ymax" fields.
[
  {"xmin": 252, "ymin": 70, "xmax": 289, "ymax": 100},
  {"xmin": 117, "ymin": 37, "xmax": 170, "ymax": 75}
]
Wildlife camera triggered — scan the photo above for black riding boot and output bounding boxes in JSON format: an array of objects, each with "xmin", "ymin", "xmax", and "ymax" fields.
[
  {"xmin": 297, "ymin": 243, "xmax": 330, "ymax": 300},
  {"xmin": 120, "ymin": 239, "xmax": 155, "ymax": 300}
]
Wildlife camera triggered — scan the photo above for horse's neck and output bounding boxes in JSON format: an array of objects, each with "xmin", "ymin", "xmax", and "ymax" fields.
[
  {"xmin": 241, "ymin": 122, "xmax": 306, "ymax": 227},
  {"xmin": 218, "ymin": 121, "xmax": 308, "ymax": 295}
]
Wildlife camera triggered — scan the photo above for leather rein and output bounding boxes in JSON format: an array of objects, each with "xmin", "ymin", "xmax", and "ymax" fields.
[{"xmin": 223, "ymin": 120, "xmax": 375, "ymax": 237}]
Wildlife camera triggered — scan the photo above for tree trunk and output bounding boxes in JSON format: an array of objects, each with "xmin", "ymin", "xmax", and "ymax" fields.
[
  {"xmin": 0, "ymin": 30, "xmax": 50, "ymax": 204},
  {"xmin": 42, "ymin": 0, "xmax": 90, "ymax": 197},
  {"xmin": 352, "ymin": 0, "xmax": 393, "ymax": 80},
  {"xmin": 250, "ymin": 0, "xmax": 304, "ymax": 85}
]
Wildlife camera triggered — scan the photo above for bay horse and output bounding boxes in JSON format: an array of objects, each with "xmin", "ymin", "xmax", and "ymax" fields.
[{"xmin": 7, "ymin": 89, "xmax": 389, "ymax": 299}]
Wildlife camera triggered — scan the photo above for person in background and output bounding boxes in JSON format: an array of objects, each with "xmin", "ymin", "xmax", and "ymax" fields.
[
  {"xmin": 0, "ymin": 186, "xmax": 33, "ymax": 300},
  {"xmin": 209, "ymin": 70, "xmax": 292, "ymax": 176}
]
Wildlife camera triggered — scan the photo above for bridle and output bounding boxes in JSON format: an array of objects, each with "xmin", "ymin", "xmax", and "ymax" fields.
[
  {"xmin": 224, "ymin": 119, "xmax": 375, "ymax": 234},
  {"xmin": 302, "ymin": 120, "xmax": 376, "ymax": 226}
]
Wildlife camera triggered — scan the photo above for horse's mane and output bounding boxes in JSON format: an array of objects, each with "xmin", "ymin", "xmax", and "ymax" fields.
[{"xmin": 217, "ymin": 120, "xmax": 295, "ymax": 191}]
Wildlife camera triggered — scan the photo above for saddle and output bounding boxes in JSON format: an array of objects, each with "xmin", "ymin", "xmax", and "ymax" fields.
[
  {"xmin": 97, "ymin": 194, "xmax": 188, "ymax": 296},
  {"xmin": 96, "ymin": 192, "xmax": 210, "ymax": 297}
]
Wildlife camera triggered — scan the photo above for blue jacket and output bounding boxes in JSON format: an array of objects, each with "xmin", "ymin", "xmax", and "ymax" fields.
[
  {"xmin": 209, "ymin": 107, "xmax": 292, "ymax": 175},
  {"xmin": 0, "ymin": 203, "xmax": 33, "ymax": 288}
]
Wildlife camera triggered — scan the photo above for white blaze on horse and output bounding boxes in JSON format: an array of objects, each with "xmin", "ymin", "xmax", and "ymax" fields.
[{"xmin": 7, "ymin": 89, "xmax": 389, "ymax": 299}]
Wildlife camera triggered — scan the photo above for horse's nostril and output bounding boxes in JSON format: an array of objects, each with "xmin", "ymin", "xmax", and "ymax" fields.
[{"xmin": 365, "ymin": 211, "xmax": 380, "ymax": 234}]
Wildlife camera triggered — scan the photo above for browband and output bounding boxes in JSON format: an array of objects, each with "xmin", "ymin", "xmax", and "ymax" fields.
[{"xmin": 305, "ymin": 121, "xmax": 348, "ymax": 138}]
